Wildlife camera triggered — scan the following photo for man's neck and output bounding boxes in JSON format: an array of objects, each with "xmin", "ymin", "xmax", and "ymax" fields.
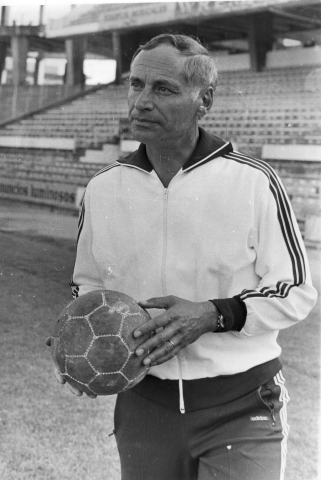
[{"xmin": 145, "ymin": 129, "xmax": 199, "ymax": 188}]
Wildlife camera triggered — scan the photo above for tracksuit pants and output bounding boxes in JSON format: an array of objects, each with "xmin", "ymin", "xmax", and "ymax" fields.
[{"xmin": 114, "ymin": 372, "xmax": 290, "ymax": 480}]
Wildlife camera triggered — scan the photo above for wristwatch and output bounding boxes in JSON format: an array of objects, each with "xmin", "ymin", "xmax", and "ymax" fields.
[{"xmin": 216, "ymin": 312, "xmax": 226, "ymax": 332}]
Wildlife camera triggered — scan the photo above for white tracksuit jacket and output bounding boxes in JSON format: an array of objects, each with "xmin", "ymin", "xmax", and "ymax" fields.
[{"xmin": 71, "ymin": 128, "xmax": 317, "ymax": 389}]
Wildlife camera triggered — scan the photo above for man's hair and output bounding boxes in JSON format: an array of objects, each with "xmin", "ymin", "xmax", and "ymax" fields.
[{"xmin": 131, "ymin": 33, "xmax": 218, "ymax": 93}]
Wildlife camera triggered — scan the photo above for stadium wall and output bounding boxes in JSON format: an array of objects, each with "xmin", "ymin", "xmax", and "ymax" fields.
[{"xmin": 215, "ymin": 46, "xmax": 321, "ymax": 71}]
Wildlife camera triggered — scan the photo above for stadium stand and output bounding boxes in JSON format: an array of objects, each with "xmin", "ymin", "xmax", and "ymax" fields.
[
  {"xmin": 0, "ymin": 0, "xmax": 320, "ymax": 246},
  {"xmin": 0, "ymin": 85, "xmax": 127, "ymax": 148},
  {"xmin": 0, "ymin": 84, "xmax": 86, "ymax": 124},
  {"xmin": 201, "ymin": 65, "xmax": 321, "ymax": 157},
  {"xmin": 0, "ymin": 65, "xmax": 320, "ymax": 152},
  {"xmin": 0, "ymin": 64, "xmax": 320, "ymax": 237}
]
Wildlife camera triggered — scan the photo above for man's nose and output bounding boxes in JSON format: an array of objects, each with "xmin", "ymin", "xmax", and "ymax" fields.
[{"xmin": 134, "ymin": 88, "xmax": 153, "ymax": 110}]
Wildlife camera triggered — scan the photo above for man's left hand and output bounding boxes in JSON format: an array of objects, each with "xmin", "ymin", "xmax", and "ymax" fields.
[{"xmin": 134, "ymin": 296, "xmax": 218, "ymax": 367}]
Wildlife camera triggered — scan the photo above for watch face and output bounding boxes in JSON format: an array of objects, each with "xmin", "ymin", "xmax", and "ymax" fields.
[{"xmin": 217, "ymin": 314, "xmax": 226, "ymax": 331}]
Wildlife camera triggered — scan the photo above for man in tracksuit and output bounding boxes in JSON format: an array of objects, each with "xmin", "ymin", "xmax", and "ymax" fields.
[{"xmin": 60, "ymin": 34, "xmax": 317, "ymax": 479}]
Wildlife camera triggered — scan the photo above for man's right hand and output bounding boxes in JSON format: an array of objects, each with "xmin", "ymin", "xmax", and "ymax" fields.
[{"xmin": 53, "ymin": 367, "xmax": 97, "ymax": 398}]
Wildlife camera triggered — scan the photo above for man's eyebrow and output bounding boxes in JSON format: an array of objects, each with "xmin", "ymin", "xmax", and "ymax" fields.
[
  {"xmin": 129, "ymin": 75, "xmax": 142, "ymax": 83},
  {"xmin": 153, "ymin": 78, "xmax": 180, "ymax": 90},
  {"xmin": 129, "ymin": 75, "xmax": 180, "ymax": 89}
]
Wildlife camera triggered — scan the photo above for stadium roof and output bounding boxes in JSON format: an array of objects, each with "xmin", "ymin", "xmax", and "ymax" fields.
[
  {"xmin": 45, "ymin": 1, "xmax": 321, "ymax": 50},
  {"xmin": 0, "ymin": 1, "xmax": 320, "ymax": 72}
]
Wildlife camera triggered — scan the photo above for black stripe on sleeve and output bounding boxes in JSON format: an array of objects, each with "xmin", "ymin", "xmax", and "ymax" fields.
[
  {"xmin": 77, "ymin": 197, "xmax": 85, "ymax": 244},
  {"xmin": 91, "ymin": 161, "xmax": 120, "ymax": 179},
  {"xmin": 224, "ymin": 151, "xmax": 306, "ymax": 301}
]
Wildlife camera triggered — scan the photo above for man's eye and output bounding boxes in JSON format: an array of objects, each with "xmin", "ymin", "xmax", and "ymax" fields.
[
  {"xmin": 130, "ymin": 82, "xmax": 142, "ymax": 90},
  {"xmin": 157, "ymin": 86, "xmax": 172, "ymax": 93}
]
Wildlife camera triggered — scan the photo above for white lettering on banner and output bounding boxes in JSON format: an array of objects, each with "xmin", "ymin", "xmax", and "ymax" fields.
[
  {"xmin": 99, "ymin": 3, "xmax": 170, "ymax": 30},
  {"xmin": 0, "ymin": 183, "xmax": 29, "ymax": 197},
  {"xmin": 174, "ymin": 2, "xmax": 216, "ymax": 18},
  {"xmin": 30, "ymin": 186, "xmax": 76, "ymax": 204},
  {"xmin": 0, "ymin": 180, "xmax": 77, "ymax": 207}
]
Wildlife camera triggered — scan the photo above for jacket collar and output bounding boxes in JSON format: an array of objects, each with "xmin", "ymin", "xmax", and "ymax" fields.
[{"xmin": 117, "ymin": 127, "xmax": 233, "ymax": 173}]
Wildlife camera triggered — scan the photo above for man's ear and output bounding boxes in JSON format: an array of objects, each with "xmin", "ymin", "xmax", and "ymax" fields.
[{"xmin": 197, "ymin": 87, "xmax": 214, "ymax": 118}]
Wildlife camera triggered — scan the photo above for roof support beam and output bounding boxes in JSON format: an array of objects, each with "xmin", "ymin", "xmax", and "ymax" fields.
[
  {"xmin": 11, "ymin": 35, "xmax": 28, "ymax": 85},
  {"xmin": 248, "ymin": 12, "xmax": 273, "ymax": 72},
  {"xmin": 0, "ymin": 40, "xmax": 7, "ymax": 81},
  {"xmin": 112, "ymin": 32, "xmax": 122, "ymax": 85},
  {"xmin": 64, "ymin": 36, "xmax": 86, "ymax": 87},
  {"xmin": 0, "ymin": 6, "xmax": 9, "ymax": 26}
]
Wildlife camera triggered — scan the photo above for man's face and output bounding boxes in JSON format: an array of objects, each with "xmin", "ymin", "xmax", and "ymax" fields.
[{"xmin": 128, "ymin": 44, "xmax": 202, "ymax": 147}]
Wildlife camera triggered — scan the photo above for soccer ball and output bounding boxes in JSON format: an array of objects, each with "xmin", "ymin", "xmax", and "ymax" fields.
[{"xmin": 50, "ymin": 290, "xmax": 151, "ymax": 396}]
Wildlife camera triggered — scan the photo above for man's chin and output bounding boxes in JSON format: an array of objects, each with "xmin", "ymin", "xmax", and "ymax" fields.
[{"xmin": 130, "ymin": 126, "xmax": 159, "ymax": 144}]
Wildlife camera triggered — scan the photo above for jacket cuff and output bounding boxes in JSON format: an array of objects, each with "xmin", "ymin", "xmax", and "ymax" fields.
[{"xmin": 209, "ymin": 296, "xmax": 247, "ymax": 332}]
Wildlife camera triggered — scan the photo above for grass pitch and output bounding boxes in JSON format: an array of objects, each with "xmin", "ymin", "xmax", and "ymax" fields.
[{"xmin": 0, "ymin": 229, "xmax": 320, "ymax": 480}]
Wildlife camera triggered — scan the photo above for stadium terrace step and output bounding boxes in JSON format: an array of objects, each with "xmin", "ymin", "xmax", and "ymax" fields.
[
  {"xmin": 262, "ymin": 145, "xmax": 321, "ymax": 162},
  {"xmin": 79, "ymin": 144, "xmax": 120, "ymax": 164},
  {"xmin": 0, "ymin": 136, "xmax": 76, "ymax": 150},
  {"xmin": 120, "ymin": 139, "xmax": 140, "ymax": 156}
]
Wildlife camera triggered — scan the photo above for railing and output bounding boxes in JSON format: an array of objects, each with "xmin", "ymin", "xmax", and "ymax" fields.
[{"xmin": 0, "ymin": 84, "xmax": 87, "ymax": 123}]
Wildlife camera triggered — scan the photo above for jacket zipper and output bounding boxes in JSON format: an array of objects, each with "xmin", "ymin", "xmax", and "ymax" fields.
[
  {"xmin": 162, "ymin": 187, "xmax": 185, "ymax": 414},
  {"xmin": 161, "ymin": 189, "xmax": 168, "ymax": 295}
]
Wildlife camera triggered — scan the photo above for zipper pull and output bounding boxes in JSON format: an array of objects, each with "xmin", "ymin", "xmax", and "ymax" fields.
[
  {"xmin": 270, "ymin": 406, "xmax": 276, "ymax": 426},
  {"xmin": 179, "ymin": 383, "xmax": 186, "ymax": 414},
  {"xmin": 177, "ymin": 358, "xmax": 185, "ymax": 414}
]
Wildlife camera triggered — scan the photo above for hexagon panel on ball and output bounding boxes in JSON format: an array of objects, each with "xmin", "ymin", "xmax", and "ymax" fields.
[
  {"xmin": 68, "ymin": 291, "xmax": 104, "ymax": 317},
  {"xmin": 61, "ymin": 317, "xmax": 93, "ymax": 356},
  {"xmin": 89, "ymin": 306, "xmax": 123, "ymax": 336},
  {"xmin": 87, "ymin": 336, "xmax": 129, "ymax": 373},
  {"xmin": 66, "ymin": 356, "xmax": 97, "ymax": 384},
  {"xmin": 89, "ymin": 372, "xmax": 128, "ymax": 395},
  {"xmin": 121, "ymin": 353, "xmax": 149, "ymax": 388},
  {"xmin": 66, "ymin": 375, "xmax": 95, "ymax": 396}
]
